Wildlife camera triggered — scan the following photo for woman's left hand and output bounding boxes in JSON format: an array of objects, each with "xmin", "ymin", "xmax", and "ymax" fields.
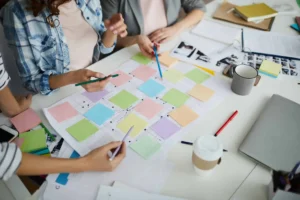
[
  {"xmin": 105, "ymin": 13, "xmax": 128, "ymax": 38},
  {"xmin": 149, "ymin": 25, "xmax": 182, "ymax": 44}
]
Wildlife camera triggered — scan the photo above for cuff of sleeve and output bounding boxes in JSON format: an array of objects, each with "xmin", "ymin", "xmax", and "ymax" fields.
[
  {"xmin": 40, "ymin": 70, "xmax": 58, "ymax": 95},
  {"xmin": 100, "ymin": 41, "xmax": 116, "ymax": 54},
  {"xmin": 2, "ymin": 145, "xmax": 22, "ymax": 181}
]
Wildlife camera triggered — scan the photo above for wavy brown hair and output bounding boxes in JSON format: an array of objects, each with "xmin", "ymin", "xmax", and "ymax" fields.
[{"xmin": 31, "ymin": 0, "xmax": 71, "ymax": 16}]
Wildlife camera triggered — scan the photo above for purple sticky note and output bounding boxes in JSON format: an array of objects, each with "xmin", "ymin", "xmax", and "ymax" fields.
[
  {"xmin": 151, "ymin": 118, "xmax": 180, "ymax": 139},
  {"xmin": 82, "ymin": 90, "xmax": 109, "ymax": 103}
]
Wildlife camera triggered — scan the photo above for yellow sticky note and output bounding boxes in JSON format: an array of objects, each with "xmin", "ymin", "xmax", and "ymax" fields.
[
  {"xmin": 158, "ymin": 52, "xmax": 178, "ymax": 67},
  {"xmin": 188, "ymin": 84, "xmax": 215, "ymax": 102},
  {"xmin": 196, "ymin": 66, "xmax": 215, "ymax": 76},
  {"xmin": 117, "ymin": 113, "xmax": 148, "ymax": 137},
  {"xmin": 169, "ymin": 105, "xmax": 199, "ymax": 127},
  {"xmin": 259, "ymin": 60, "xmax": 282, "ymax": 77}
]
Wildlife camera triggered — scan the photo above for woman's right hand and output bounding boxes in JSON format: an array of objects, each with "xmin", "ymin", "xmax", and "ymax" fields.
[
  {"xmin": 72, "ymin": 69, "xmax": 110, "ymax": 92},
  {"xmin": 137, "ymin": 35, "xmax": 159, "ymax": 58}
]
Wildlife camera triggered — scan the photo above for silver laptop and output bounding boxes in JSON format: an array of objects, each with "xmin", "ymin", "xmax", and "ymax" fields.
[{"xmin": 239, "ymin": 94, "xmax": 300, "ymax": 172}]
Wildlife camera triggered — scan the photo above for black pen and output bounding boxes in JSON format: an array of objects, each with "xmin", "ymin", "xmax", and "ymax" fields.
[{"xmin": 181, "ymin": 141, "xmax": 228, "ymax": 152}]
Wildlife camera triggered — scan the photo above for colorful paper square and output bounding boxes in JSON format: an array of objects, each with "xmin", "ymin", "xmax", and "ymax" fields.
[
  {"xmin": 48, "ymin": 102, "xmax": 78, "ymax": 123},
  {"xmin": 163, "ymin": 69, "xmax": 184, "ymax": 83},
  {"xmin": 188, "ymin": 84, "xmax": 215, "ymax": 102},
  {"xmin": 19, "ymin": 129, "xmax": 47, "ymax": 153},
  {"xmin": 84, "ymin": 104, "xmax": 115, "ymax": 126},
  {"xmin": 132, "ymin": 53, "xmax": 152, "ymax": 65},
  {"xmin": 131, "ymin": 65, "xmax": 157, "ymax": 81},
  {"xmin": 66, "ymin": 119, "xmax": 98, "ymax": 142},
  {"xmin": 10, "ymin": 108, "xmax": 41, "ymax": 133},
  {"xmin": 162, "ymin": 89, "xmax": 189, "ymax": 107},
  {"xmin": 185, "ymin": 69, "xmax": 210, "ymax": 84},
  {"xmin": 82, "ymin": 90, "xmax": 109, "ymax": 103},
  {"xmin": 110, "ymin": 70, "xmax": 132, "ymax": 87},
  {"xmin": 169, "ymin": 105, "xmax": 199, "ymax": 127},
  {"xmin": 158, "ymin": 51, "xmax": 178, "ymax": 67},
  {"xmin": 130, "ymin": 135, "xmax": 161, "ymax": 159},
  {"xmin": 109, "ymin": 90, "xmax": 139, "ymax": 109},
  {"xmin": 138, "ymin": 79, "xmax": 165, "ymax": 98},
  {"xmin": 134, "ymin": 99, "xmax": 163, "ymax": 119},
  {"xmin": 117, "ymin": 113, "xmax": 148, "ymax": 137},
  {"xmin": 151, "ymin": 118, "xmax": 180, "ymax": 139}
]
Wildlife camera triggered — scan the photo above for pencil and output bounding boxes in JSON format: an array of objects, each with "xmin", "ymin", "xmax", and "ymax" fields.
[
  {"xmin": 75, "ymin": 74, "xmax": 119, "ymax": 86},
  {"xmin": 40, "ymin": 123, "xmax": 55, "ymax": 142},
  {"xmin": 153, "ymin": 46, "xmax": 163, "ymax": 79}
]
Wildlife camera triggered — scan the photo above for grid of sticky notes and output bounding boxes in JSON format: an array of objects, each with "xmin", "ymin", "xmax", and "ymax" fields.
[
  {"xmin": 162, "ymin": 88, "xmax": 189, "ymax": 108},
  {"xmin": 84, "ymin": 104, "xmax": 115, "ymax": 126},
  {"xmin": 67, "ymin": 119, "xmax": 98, "ymax": 142},
  {"xmin": 188, "ymin": 84, "xmax": 215, "ymax": 102},
  {"xmin": 131, "ymin": 65, "xmax": 157, "ymax": 81},
  {"xmin": 132, "ymin": 53, "xmax": 152, "ymax": 65},
  {"xmin": 110, "ymin": 70, "xmax": 132, "ymax": 87},
  {"xmin": 138, "ymin": 79, "xmax": 165, "ymax": 98},
  {"xmin": 130, "ymin": 135, "xmax": 161, "ymax": 159},
  {"xmin": 163, "ymin": 69, "xmax": 184, "ymax": 84},
  {"xmin": 185, "ymin": 68, "xmax": 210, "ymax": 84},
  {"xmin": 82, "ymin": 90, "xmax": 108, "ymax": 103},
  {"xmin": 117, "ymin": 113, "xmax": 148, "ymax": 137},
  {"xmin": 169, "ymin": 105, "xmax": 199, "ymax": 127},
  {"xmin": 158, "ymin": 51, "xmax": 178, "ymax": 68},
  {"xmin": 48, "ymin": 102, "xmax": 78, "ymax": 123},
  {"xmin": 109, "ymin": 90, "xmax": 138, "ymax": 109},
  {"xmin": 134, "ymin": 99, "xmax": 163, "ymax": 119}
]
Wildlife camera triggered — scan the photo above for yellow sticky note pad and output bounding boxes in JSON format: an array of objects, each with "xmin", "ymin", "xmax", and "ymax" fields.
[
  {"xmin": 259, "ymin": 60, "xmax": 282, "ymax": 77},
  {"xmin": 188, "ymin": 84, "xmax": 215, "ymax": 102},
  {"xmin": 117, "ymin": 113, "xmax": 148, "ymax": 137},
  {"xmin": 169, "ymin": 105, "xmax": 199, "ymax": 127},
  {"xmin": 158, "ymin": 52, "xmax": 178, "ymax": 67}
]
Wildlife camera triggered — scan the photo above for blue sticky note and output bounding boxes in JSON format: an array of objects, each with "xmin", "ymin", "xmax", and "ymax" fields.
[
  {"xmin": 138, "ymin": 79, "xmax": 165, "ymax": 98},
  {"xmin": 84, "ymin": 104, "xmax": 115, "ymax": 126},
  {"xmin": 55, "ymin": 151, "xmax": 79, "ymax": 185},
  {"xmin": 291, "ymin": 23, "xmax": 300, "ymax": 31}
]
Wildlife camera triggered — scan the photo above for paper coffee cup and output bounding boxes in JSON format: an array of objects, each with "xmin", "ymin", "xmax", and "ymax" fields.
[{"xmin": 192, "ymin": 135, "xmax": 223, "ymax": 176}]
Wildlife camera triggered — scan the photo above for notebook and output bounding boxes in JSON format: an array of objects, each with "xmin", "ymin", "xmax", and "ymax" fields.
[
  {"xmin": 239, "ymin": 95, "xmax": 300, "ymax": 172},
  {"xmin": 259, "ymin": 60, "xmax": 282, "ymax": 78},
  {"xmin": 235, "ymin": 3, "xmax": 278, "ymax": 22},
  {"xmin": 213, "ymin": 2, "xmax": 275, "ymax": 31}
]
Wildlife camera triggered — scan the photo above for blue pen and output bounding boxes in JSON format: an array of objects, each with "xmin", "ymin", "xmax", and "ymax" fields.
[
  {"xmin": 153, "ymin": 46, "xmax": 163, "ymax": 79},
  {"xmin": 109, "ymin": 125, "xmax": 134, "ymax": 161}
]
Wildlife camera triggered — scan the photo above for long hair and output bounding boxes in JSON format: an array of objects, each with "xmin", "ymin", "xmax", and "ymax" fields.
[{"xmin": 31, "ymin": 0, "xmax": 71, "ymax": 16}]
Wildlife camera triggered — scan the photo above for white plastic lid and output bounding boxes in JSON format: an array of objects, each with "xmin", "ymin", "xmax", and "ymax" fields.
[{"xmin": 193, "ymin": 135, "xmax": 223, "ymax": 161}]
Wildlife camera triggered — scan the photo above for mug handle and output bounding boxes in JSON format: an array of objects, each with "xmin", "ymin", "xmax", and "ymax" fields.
[{"xmin": 254, "ymin": 75, "xmax": 261, "ymax": 86}]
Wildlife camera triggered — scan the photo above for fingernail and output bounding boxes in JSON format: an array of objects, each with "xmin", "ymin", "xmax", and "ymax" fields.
[{"xmin": 152, "ymin": 52, "xmax": 154, "ymax": 56}]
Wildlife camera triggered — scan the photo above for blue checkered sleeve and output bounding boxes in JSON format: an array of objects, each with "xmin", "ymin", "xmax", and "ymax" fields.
[
  {"xmin": 98, "ymin": 19, "xmax": 116, "ymax": 55},
  {"xmin": 1, "ymin": 6, "xmax": 57, "ymax": 95}
]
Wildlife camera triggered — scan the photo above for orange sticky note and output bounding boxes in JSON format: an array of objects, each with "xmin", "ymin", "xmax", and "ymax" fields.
[
  {"xmin": 158, "ymin": 52, "xmax": 178, "ymax": 67},
  {"xmin": 10, "ymin": 108, "xmax": 41, "ymax": 133},
  {"xmin": 169, "ymin": 105, "xmax": 199, "ymax": 127},
  {"xmin": 188, "ymin": 84, "xmax": 215, "ymax": 102}
]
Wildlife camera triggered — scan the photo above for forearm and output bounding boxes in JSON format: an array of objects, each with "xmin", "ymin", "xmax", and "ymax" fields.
[
  {"xmin": 102, "ymin": 31, "xmax": 117, "ymax": 48},
  {"xmin": 174, "ymin": 9, "xmax": 204, "ymax": 31},
  {"xmin": 116, "ymin": 35, "xmax": 140, "ymax": 48},
  {"xmin": 49, "ymin": 72, "xmax": 75, "ymax": 90},
  {"xmin": 17, "ymin": 153, "xmax": 87, "ymax": 175},
  {"xmin": 0, "ymin": 87, "xmax": 22, "ymax": 117}
]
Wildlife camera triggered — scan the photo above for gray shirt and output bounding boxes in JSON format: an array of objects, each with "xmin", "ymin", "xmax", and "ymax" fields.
[{"xmin": 102, "ymin": 0, "xmax": 206, "ymax": 36}]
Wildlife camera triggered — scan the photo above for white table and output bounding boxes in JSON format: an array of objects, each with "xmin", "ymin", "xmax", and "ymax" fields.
[{"xmin": 21, "ymin": 0, "xmax": 300, "ymax": 199}]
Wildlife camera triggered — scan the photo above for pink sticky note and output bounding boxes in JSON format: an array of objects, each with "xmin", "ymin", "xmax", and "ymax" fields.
[
  {"xmin": 134, "ymin": 98, "xmax": 163, "ymax": 119},
  {"xmin": 10, "ymin": 108, "xmax": 42, "ymax": 133},
  {"xmin": 110, "ymin": 70, "xmax": 132, "ymax": 87},
  {"xmin": 48, "ymin": 102, "xmax": 78, "ymax": 123},
  {"xmin": 13, "ymin": 138, "xmax": 24, "ymax": 147},
  {"xmin": 131, "ymin": 65, "xmax": 157, "ymax": 81}
]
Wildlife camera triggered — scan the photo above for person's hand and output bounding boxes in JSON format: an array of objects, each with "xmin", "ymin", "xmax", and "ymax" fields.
[
  {"xmin": 15, "ymin": 94, "xmax": 32, "ymax": 112},
  {"xmin": 149, "ymin": 25, "xmax": 183, "ymax": 44},
  {"xmin": 82, "ymin": 141, "xmax": 126, "ymax": 172},
  {"xmin": 105, "ymin": 13, "xmax": 128, "ymax": 38},
  {"xmin": 72, "ymin": 69, "xmax": 110, "ymax": 92},
  {"xmin": 137, "ymin": 35, "xmax": 160, "ymax": 58}
]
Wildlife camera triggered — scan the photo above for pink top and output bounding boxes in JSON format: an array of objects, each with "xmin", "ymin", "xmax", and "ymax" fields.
[
  {"xmin": 59, "ymin": 0, "xmax": 98, "ymax": 71},
  {"xmin": 139, "ymin": 0, "xmax": 168, "ymax": 36}
]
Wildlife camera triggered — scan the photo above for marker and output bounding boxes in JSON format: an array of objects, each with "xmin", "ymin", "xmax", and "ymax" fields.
[
  {"xmin": 40, "ymin": 123, "xmax": 55, "ymax": 142},
  {"xmin": 75, "ymin": 74, "xmax": 119, "ymax": 86},
  {"xmin": 214, "ymin": 110, "xmax": 238, "ymax": 137},
  {"xmin": 109, "ymin": 126, "xmax": 134, "ymax": 161},
  {"xmin": 180, "ymin": 141, "xmax": 228, "ymax": 152},
  {"xmin": 153, "ymin": 46, "xmax": 163, "ymax": 79}
]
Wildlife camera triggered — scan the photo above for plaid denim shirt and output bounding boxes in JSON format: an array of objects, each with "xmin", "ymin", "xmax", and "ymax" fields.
[{"xmin": 0, "ymin": 0, "xmax": 115, "ymax": 95}]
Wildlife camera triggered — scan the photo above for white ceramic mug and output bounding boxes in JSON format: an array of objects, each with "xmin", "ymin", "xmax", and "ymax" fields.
[{"xmin": 192, "ymin": 135, "xmax": 223, "ymax": 177}]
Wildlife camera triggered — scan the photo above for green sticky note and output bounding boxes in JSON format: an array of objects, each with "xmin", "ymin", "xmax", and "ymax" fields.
[
  {"xmin": 132, "ymin": 53, "xmax": 152, "ymax": 65},
  {"xmin": 130, "ymin": 135, "xmax": 161, "ymax": 159},
  {"xmin": 117, "ymin": 113, "xmax": 148, "ymax": 137},
  {"xmin": 162, "ymin": 88, "xmax": 189, "ymax": 108},
  {"xmin": 163, "ymin": 69, "xmax": 184, "ymax": 84},
  {"xmin": 185, "ymin": 69, "xmax": 210, "ymax": 84},
  {"xmin": 109, "ymin": 90, "xmax": 139, "ymax": 109},
  {"xmin": 67, "ymin": 119, "xmax": 98, "ymax": 142},
  {"xmin": 19, "ymin": 129, "xmax": 47, "ymax": 153}
]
